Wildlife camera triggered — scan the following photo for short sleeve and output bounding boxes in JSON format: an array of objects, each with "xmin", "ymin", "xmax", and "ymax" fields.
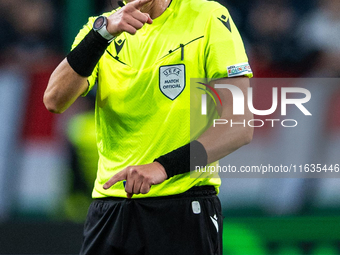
[
  {"xmin": 70, "ymin": 16, "xmax": 98, "ymax": 96},
  {"xmin": 204, "ymin": 7, "xmax": 253, "ymax": 80}
]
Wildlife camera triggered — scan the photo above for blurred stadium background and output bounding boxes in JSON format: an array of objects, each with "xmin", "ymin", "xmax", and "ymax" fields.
[{"xmin": 0, "ymin": 0, "xmax": 339, "ymax": 254}]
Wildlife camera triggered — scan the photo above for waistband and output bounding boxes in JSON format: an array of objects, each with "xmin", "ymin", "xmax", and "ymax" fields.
[
  {"xmin": 177, "ymin": 185, "xmax": 217, "ymax": 197},
  {"xmin": 96, "ymin": 185, "xmax": 217, "ymax": 201}
]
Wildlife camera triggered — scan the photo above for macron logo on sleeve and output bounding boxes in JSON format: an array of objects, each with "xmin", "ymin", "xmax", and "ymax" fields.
[
  {"xmin": 114, "ymin": 39, "xmax": 126, "ymax": 55},
  {"xmin": 217, "ymin": 15, "xmax": 231, "ymax": 33}
]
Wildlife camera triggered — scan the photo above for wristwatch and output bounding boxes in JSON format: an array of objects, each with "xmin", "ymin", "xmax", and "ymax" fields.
[{"xmin": 93, "ymin": 16, "xmax": 115, "ymax": 41}]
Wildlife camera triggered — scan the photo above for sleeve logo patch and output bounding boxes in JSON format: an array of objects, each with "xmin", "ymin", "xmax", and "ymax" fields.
[
  {"xmin": 227, "ymin": 63, "xmax": 252, "ymax": 77},
  {"xmin": 159, "ymin": 64, "xmax": 186, "ymax": 100},
  {"xmin": 218, "ymin": 15, "xmax": 231, "ymax": 33}
]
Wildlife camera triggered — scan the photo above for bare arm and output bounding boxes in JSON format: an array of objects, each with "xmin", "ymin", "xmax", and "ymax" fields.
[
  {"xmin": 43, "ymin": 59, "xmax": 88, "ymax": 114},
  {"xmin": 43, "ymin": 0, "xmax": 153, "ymax": 114},
  {"xmin": 198, "ymin": 77, "xmax": 253, "ymax": 164}
]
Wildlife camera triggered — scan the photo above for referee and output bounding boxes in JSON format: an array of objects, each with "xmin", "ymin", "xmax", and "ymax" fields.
[{"xmin": 44, "ymin": 0, "xmax": 253, "ymax": 254}]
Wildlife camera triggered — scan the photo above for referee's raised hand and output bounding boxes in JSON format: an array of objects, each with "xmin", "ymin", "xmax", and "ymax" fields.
[
  {"xmin": 107, "ymin": 0, "xmax": 153, "ymax": 37},
  {"xmin": 103, "ymin": 162, "xmax": 168, "ymax": 198}
]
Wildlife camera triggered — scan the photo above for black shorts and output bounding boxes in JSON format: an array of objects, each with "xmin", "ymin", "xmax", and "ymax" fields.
[{"xmin": 79, "ymin": 186, "xmax": 223, "ymax": 255}]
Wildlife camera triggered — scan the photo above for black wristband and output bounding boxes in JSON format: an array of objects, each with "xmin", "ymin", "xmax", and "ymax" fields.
[
  {"xmin": 154, "ymin": 140, "xmax": 208, "ymax": 179},
  {"xmin": 67, "ymin": 29, "xmax": 111, "ymax": 77}
]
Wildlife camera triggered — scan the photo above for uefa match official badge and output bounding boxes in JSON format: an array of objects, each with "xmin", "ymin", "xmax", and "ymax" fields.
[{"xmin": 159, "ymin": 64, "xmax": 186, "ymax": 100}]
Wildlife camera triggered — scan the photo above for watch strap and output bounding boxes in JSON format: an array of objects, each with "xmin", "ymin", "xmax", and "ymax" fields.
[{"xmin": 97, "ymin": 25, "xmax": 115, "ymax": 41}]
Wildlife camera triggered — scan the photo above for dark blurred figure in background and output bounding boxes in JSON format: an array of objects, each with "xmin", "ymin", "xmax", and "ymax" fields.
[
  {"xmin": 0, "ymin": 0, "xmax": 18, "ymax": 65},
  {"xmin": 298, "ymin": 0, "xmax": 340, "ymax": 77},
  {"xmin": 244, "ymin": 0, "xmax": 316, "ymax": 77},
  {"xmin": 0, "ymin": 0, "xmax": 62, "ymax": 69}
]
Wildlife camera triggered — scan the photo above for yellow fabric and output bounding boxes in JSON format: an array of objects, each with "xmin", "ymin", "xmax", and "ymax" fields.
[{"xmin": 71, "ymin": 0, "xmax": 252, "ymax": 198}]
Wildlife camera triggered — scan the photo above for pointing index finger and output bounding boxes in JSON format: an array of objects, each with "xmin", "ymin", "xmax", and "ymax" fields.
[
  {"xmin": 103, "ymin": 170, "xmax": 126, "ymax": 189},
  {"xmin": 131, "ymin": 0, "xmax": 152, "ymax": 10}
]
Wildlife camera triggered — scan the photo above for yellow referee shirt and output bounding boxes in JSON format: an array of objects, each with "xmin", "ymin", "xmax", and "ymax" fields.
[{"xmin": 71, "ymin": 0, "xmax": 253, "ymax": 198}]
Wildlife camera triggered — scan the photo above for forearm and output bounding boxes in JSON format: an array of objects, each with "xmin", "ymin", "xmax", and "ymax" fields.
[
  {"xmin": 197, "ymin": 114, "xmax": 253, "ymax": 164},
  {"xmin": 198, "ymin": 77, "xmax": 253, "ymax": 163},
  {"xmin": 44, "ymin": 2, "xmax": 153, "ymax": 114},
  {"xmin": 43, "ymin": 58, "xmax": 88, "ymax": 114},
  {"xmin": 44, "ymin": 27, "xmax": 112, "ymax": 114},
  {"xmin": 155, "ymin": 114, "xmax": 253, "ymax": 178}
]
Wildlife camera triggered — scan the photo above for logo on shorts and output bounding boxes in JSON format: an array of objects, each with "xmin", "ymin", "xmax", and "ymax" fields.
[
  {"xmin": 210, "ymin": 214, "xmax": 219, "ymax": 232},
  {"xmin": 191, "ymin": 201, "xmax": 201, "ymax": 214},
  {"xmin": 159, "ymin": 64, "xmax": 186, "ymax": 100},
  {"xmin": 227, "ymin": 63, "xmax": 252, "ymax": 78}
]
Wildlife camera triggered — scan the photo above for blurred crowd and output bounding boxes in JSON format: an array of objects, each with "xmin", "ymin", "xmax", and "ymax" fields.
[
  {"xmin": 0, "ymin": 0, "xmax": 62, "ymax": 70},
  {"xmin": 1, "ymin": 0, "xmax": 339, "ymax": 76},
  {"xmin": 0, "ymin": 0, "xmax": 339, "ymax": 221},
  {"xmin": 224, "ymin": 0, "xmax": 340, "ymax": 77}
]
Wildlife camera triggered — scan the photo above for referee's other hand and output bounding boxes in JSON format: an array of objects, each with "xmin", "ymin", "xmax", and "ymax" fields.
[
  {"xmin": 107, "ymin": 0, "xmax": 153, "ymax": 37},
  {"xmin": 103, "ymin": 162, "xmax": 168, "ymax": 198}
]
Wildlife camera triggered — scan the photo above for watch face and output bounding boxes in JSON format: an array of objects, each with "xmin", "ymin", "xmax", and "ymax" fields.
[{"xmin": 94, "ymin": 16, "xmax": 105, "ymax": 30}]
